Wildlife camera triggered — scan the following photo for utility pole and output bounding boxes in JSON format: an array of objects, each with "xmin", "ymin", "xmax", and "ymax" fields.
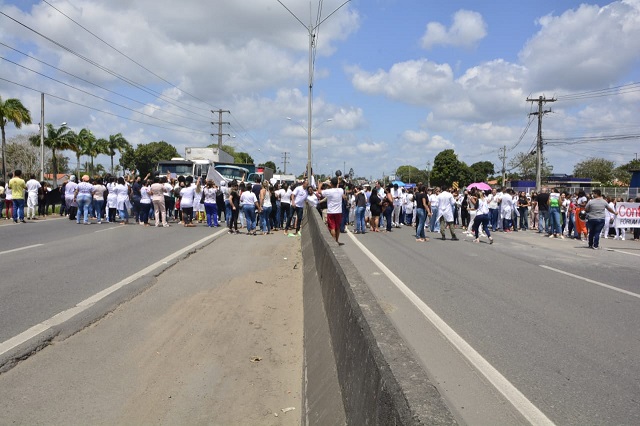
[
  {"xmin": 211, "ymin": 109, "xmax": 230, "ymax": 149},
  {"xmin": 527, "ymin": 95, "xmax": 555, "ymax": 192},
  {"xmin": 282, "ymin": 152, "xmax": 290, "ymax": 174},
  {"xmin": 499, "ymin": 145, "xmax": 507, "ymax": 187},
  {"xmin": 40, "ymin": 93, "xmax": 45, "ymax": 182}
]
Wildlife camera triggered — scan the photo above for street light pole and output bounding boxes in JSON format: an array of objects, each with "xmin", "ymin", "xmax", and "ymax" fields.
[{"xmin": 277, "ymin": 0, "xmax": 350, "ymax": 186}]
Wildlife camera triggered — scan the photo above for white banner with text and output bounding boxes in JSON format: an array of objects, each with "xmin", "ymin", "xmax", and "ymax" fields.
[{"xmin": 614, "ymin": 202, "xmax": 640, "ymax": 228}]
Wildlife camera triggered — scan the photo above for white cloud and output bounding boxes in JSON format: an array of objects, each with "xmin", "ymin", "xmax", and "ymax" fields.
[
  {"xmin": 421, "ymin": 10, "xmax": 487, "ymax": 50},
  {"xmin": 357, "ymin": 141, "xmax": 387, "ymax": 154},
  {"xmin": 520, "ymin": 1, "xmax": 640, "ymax": 91},
  {"xmin": 349, "ymin": 59, "xmax": 454, "ymax": 105}
]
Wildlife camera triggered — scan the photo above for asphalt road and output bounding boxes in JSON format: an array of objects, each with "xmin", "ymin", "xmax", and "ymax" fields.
[
  {"xmin": 341, "ymin": 224, "xmax": 640, "ymax": 425},
  {"xmin": 0, "ymin": 216, "xmax": 224, "ymax": 351}
]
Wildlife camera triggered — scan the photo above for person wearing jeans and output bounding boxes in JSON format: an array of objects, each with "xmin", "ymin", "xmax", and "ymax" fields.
[
  {"xmin": 414, "ymin": 185, "xmax": 430, "ymax": 241},
  {"xmin": 240, "ymin": 187, "xmax": 258, "ymax": 235},
  {"xmin": 74, "ymin": 175, "xmax": 94, "ymax": 224},
  {"xmin": 585, "ymin": 189, "xmax": 616, "ymax": 249},
  {"xmin": 7, "ymin": 170, "xmax": 25, "ymax": 223},
  {"xmin": 354, "ymin": 186, "xmax": 367, "ymax": 234}
]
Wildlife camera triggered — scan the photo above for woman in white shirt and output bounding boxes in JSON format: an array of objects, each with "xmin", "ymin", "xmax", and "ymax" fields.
[
  {"xmin": 115, "ymin": 177, "xmax": 131, "ymax": 224},
  {"xmin": 92, "ymin": 179, "xmax": 106, "ymax": 224},
  {"xmin": 259, "ymin": 181, "xmax": 273, "ymax": 234},
  {"xmin": 106, "ymin": 177, "xmax": 117, "ymax": 223},
  {"xmin": 240, "ymin": 185, "xmax": 259, "ymax": 235},
  {"xmin": 471, "ymin": 190, "xmax": 493, "ymax": 244},
  {"xmin": 139, "ymin": 179, "xmax": 152, "ymax": 226},
  {"xmin": 179, "ymin": 177, "xmax": 198, "ymax": 227},
  {"xmin": 203, "ymin": 180, "xmax": 219, "ymax": 227}
]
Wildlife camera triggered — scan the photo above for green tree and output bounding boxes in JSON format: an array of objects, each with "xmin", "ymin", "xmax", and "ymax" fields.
[
  {"xmin": 121, "ymin": 141, "xmax": 179, "ymax": 176},
  {"xmin": 468, "ymin": 161, "xmax": 495, "ymax": 183},
  {"xmin": 5, "ymin": 134, "xmax": 39, "ymax": 177},
  {"xmin": 79, "ymin": 130, "xmax": 104, "ymax": 177},
  {"xmin": 573, "ymin": 157, "xmax": 615, "ymax": 185},
  {"xmin": 430, "ymin": 149, "xmax": 471, "ymax": 188},
  {"xmin": 211, "ymin": 143, "xmax": 254, "ymax": 164},
  {"xmin": 29, "ymin": 123, "xmax": 73, "ymax": 187},
  {"xmin": 106, "ymin": 133, "xmax": 130, "ymax": 174},
  {"xmin": 508, "ymin": 152, "xmax": 552, "ymax": 181},
  {"xmin": 1, "ymin": 96, "xmax": 32, "ymax": 181},
  {"xmin": 395, "ymin": 165, "xmax": 428, "ymax": 184},
  {"xmin": 612, "ymin": 159, "xmax": 640, "ymax": 185},
  {"xmin": 262, "ymin": 160, "xmax": 277, "ymax": 171}
]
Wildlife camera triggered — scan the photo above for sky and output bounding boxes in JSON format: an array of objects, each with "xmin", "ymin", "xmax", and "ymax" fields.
[{"xmin": 1, "ymin": 0, "xmax": 639, "ymax": 180}]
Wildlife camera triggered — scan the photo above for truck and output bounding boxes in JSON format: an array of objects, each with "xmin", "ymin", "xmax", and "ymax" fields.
[
  {"xmin": 156, "ymin": 147, "xmax": 234, "ymax": 180},
  {"xmin": 207, "ymin": 163, "xmax": 274, "ymax": 186}
]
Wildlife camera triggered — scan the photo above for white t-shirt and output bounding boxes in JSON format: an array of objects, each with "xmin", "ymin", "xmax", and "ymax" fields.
[
  {"xmin": 322, "ymin": 187, "xmax": 344, "ymax": 214},
  {"xmin": 391, "ymin": 188, "xmax": 403, "ymax": 206},
  {"xmin": 307, "ymin": 193, "xmax": 318, "ymax": 208},
  {"xmin": 65, "ymin": 181, "xmax": 78, "ymax": 198},
  {"xmin": 240, "ymin": 190, "xmax": 257, "ymax": 206},
  {"xmin": 179, "ymin": 185, "xmax": 196, "ymax": 208},
  {"xmin": 292, "ymin": 186, "xmax": 308, "ymax": 208},
  {"xmin": 429, "ymin": 193, "xmax": 439, "ymax": 209},
  {"xmin": 140, "ymin": 186, "xmax": 152, "ymax": 204},
  {"xmin": 26, "ymin": 179, "xmax": 41, "ymax": 197}
]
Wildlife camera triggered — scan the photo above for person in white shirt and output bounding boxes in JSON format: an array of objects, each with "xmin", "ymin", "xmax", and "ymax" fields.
[
  {"xmin": 25, "ymin": 174, "xmax": 41, "ymax": 220},
  {"xmin": 163, "ymin": 177, "xmax": 175, "ymax": 221},
  {"xmin": 500, "ymin": 189, "xmax": 514, "ymax": 232},
  {"xmin": 321, "ymin": 177, "xmax": 345, "ymax": 244},
  {"xmin": 285, "ymin": 180, "xmax": 308, "ymax": 235},
  {"xmin": 139, "ymin": 179, "xmax": 152, "ymax": 226},
  {"xmin": 240, "ymin": 183, "xmax": 259, "ymax": 235},
  {"xmin": 92, "ymin": 179, "xmax": 106, "ymax": 224},
  {"xmin": 437, "ymin": 187, "xmax": 458, "ymax": 240},
  {"xmin": 179, "ymin": 177, "xmax": 198, "ymax": 227},
  {"xmin": 390, "ymin": 184, "xmax": 403, "ymax": 228},
  {"xmin": 106, "ymin": 177, "xmax": 117, "ymax": 223},
  {"xmin": 429, "ymin": 188, "xmax": 441, "ymax": 232},
  {"xmin": 470, "ymin": 190, "xmax": 493, "ymax": 244},
  {"xmin": 65, "ymin": 175, "xmax": 78, "ymax": 221}
]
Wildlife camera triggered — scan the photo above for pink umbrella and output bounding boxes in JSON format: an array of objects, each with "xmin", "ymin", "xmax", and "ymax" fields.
[{"xmin": 467, "ymin": 182, "xmax": 492, "ymax": 191}]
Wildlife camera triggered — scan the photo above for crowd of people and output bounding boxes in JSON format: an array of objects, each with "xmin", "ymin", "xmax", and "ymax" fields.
[
  {"xmin": 3, "ymin": 169, "xmax": 639, "ymax": 250},
  {"xmin": 332, "ymin": 182, "xmax": 639, "ymax": 249}
]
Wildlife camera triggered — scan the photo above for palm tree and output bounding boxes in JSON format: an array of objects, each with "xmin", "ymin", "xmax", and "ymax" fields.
[
  {"xmin": 29, "ymin": 123, "xmax": 72, "ymax": 188},
  {"xmin": 106, "ymin": 133, "xmax": 130, "ymax": 174},
  {"xmin": 82, "ymin": 133, "xmax": 106, "ymax": 177},
  {"xmin": 66, "ymin": 130, "xmax": 81, "ymax": 178},
  {"xmin": 1, "ymin": 96, "xmax": 33, "ymax": 181}
]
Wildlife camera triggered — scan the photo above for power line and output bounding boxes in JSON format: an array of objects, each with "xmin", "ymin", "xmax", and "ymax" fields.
[
  {"xmin": 0, "ymin": 42, "xmax": 210, "ymax": 125},
  {"xmin": 0, "ymin": 77, "xmax": 210, "ymax": 135},
  {"xmin": 0, "ymin": 10, "xmax": 212, "ymax": 118},
  {"xmin": 1, "ymin": 56, "xmax": 210, "ymax": 131},
  {"xmin": 41, "ymin": 0, "xmax": 220, "ymax": 113},
  {"xmin": 555, "ymin": 82, "xmax": 640, "ymax": 101}
]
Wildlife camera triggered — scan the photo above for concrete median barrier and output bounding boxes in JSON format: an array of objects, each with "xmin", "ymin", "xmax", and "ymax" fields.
[{"xmin": 302, "ymin": 206, "xmax": 457, "ymax": 425}]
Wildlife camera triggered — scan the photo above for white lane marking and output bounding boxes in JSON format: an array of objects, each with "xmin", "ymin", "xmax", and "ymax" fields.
[
  {"xmin": 0, "ymin": 244, "xmax": 44, "ymax": 256},
  {"xmin": 347, "ymin": 232, "xmax": 555, "ymax": 426},
  {"xmin": 607, "ymin": 249, "xmax": 640, "ymax": 257},
  {"xmin": 540, "ymin": 265, "xmax": 640, "ymax": 300},
  {"xmin": 0, "ymin": 228, "xmax": 227, "ymax": 357},
  {"xmin": 94, "ymin": 225, "xmax": 127, "ymax": 233}
]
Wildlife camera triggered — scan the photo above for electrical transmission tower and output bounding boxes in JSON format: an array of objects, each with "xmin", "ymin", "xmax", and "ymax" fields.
[
  {"xmin": 211, "ymin": 109, "xmax": 230, "ymax": 148},
  {"xmin": 282, "ymin": 152, "xmax": 290, "ymax": 174}
]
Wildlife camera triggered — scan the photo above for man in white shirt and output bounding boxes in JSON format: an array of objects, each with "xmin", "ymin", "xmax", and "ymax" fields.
[
  {"xmin": 321, "ymin": 177, "xmax": 346, "ymax": 244},
  {"xmin": 25, "ymin": 174, "xmax": 41, "ymax": 220},
  {"xmin": 437, "ymin": 187, "xmax": 458, "ymax": 240},
  {"xmin": 286, "ymin": 180, "xmax": 308, "ymax": 235}
]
